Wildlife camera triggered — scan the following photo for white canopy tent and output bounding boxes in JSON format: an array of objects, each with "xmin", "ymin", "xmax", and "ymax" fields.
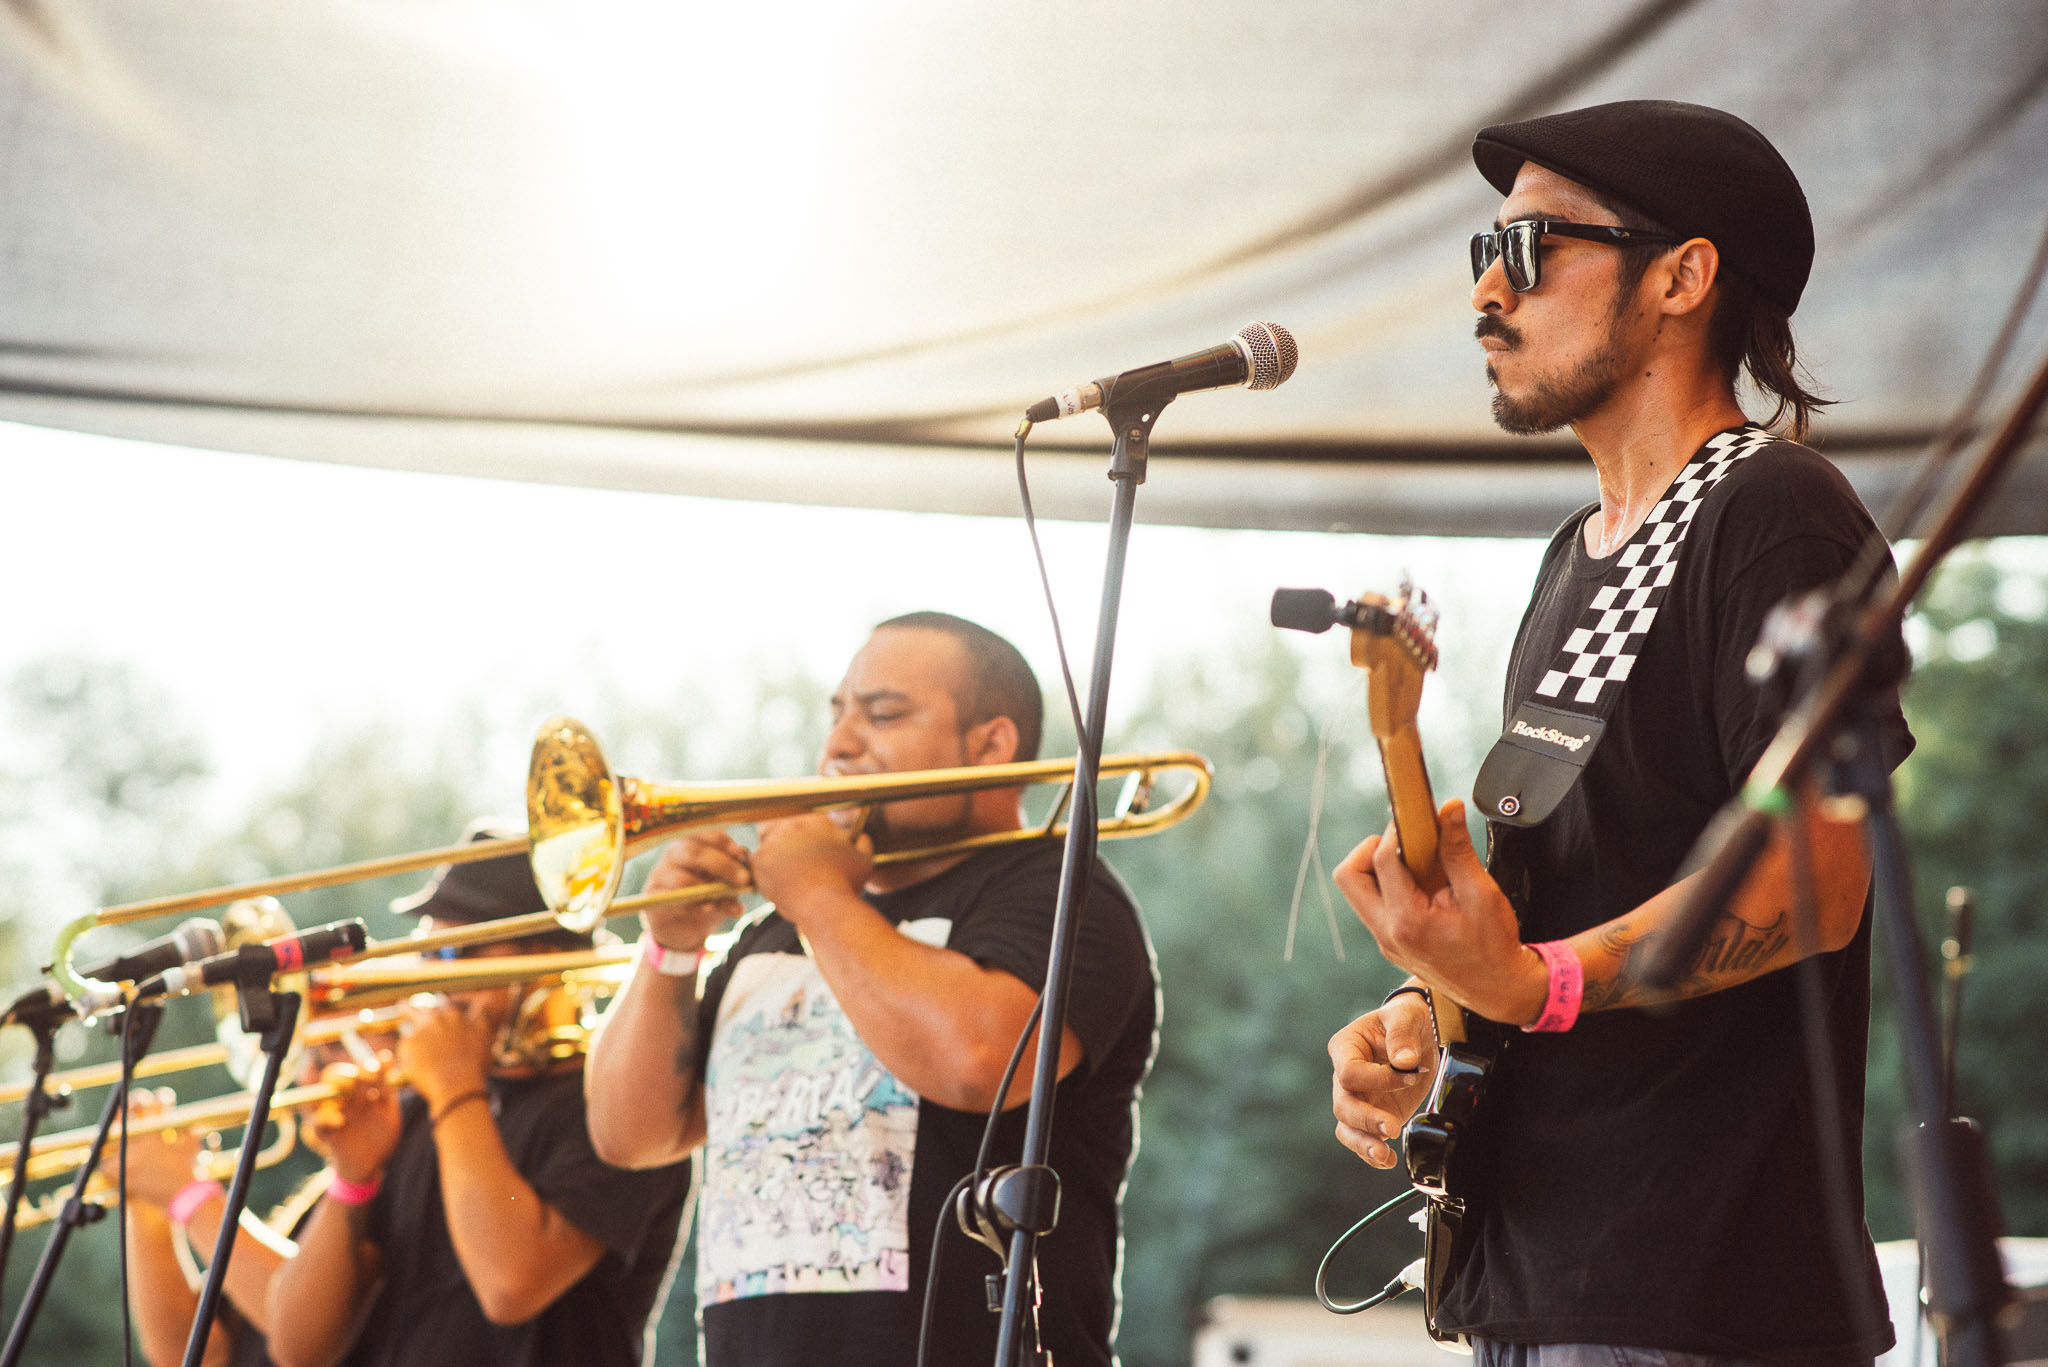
[{"xmin": 2, "ymin": 0, "xmax": 2044, "ymax": 534}]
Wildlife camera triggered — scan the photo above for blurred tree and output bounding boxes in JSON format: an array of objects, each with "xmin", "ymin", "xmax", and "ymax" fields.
[
  {"xmin": 0, "ymin": 657, "xmax": 211, "ymax": 1365},
  {"xmin": 1871, "ymin": 548, "xmax": 2048, "ymax": 1242},
  {"xmin": 1107, "ymin": 635, "xmax": 1466, "ymax": 1367},
  {"xmin": 0, "ymin": 655, "xmax": 211, "ymax": 992},
  {"xmin": 11, "ymin": 545, "xmax": 2042, "ymax": 1367}
]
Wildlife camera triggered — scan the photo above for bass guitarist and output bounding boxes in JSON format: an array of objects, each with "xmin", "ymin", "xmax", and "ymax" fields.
[{"xmin": 1328, "ymin": 101, "xmax": 1913, "ymax": 1366}]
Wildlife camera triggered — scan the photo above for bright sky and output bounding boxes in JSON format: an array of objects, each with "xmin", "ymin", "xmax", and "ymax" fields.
[
  {"xmin": 0, "ymin": 420, "xmax": 1550, "ymax": 824},
  {"xmin": 13, "ymin": 412, "xmax": 2037, "ymax": 921}
]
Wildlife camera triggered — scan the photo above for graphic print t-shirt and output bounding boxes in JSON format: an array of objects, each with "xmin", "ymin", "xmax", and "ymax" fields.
[
  {"xmin": 693, "ymin": 841, "xmax": 1157, "ymax": 1367},
  {"xmin": 697, "ymin": 922, "xmax": 931, "ymax": 1301}
]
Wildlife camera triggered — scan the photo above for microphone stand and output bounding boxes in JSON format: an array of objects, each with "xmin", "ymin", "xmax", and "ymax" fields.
[
  {"xmin": 987, "ymin": 396, "xmax": 1164, "ymax": 1367},
  {"xmin": 1939, "ymin": 887, "xmax": 1974, "ymax": 1122},
  {"xmin": 178, "ymin": 971, "xmax": 300, "ymax": 1367},
  {"xmin": 0, "ymin": 992, "xmax": 75, "ymax": 1288},
  {"xmin": 1639, "ymin": 343, "xmax": 2048, "ymax": 1366},
  {"xmin": 0, "ymin": 1000, "xmax": 163, "ymax": 1367}
]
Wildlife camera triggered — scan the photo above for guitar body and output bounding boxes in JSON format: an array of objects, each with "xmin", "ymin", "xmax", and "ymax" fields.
[{"xmin": 1404, "ymin": 1028, "xmax": 1501, "ymax": 1349}]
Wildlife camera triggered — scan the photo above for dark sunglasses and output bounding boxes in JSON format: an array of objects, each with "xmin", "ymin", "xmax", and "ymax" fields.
[{"xmin": 1470, "ymin": 220, "xmax": 1682, "ymax": 293}]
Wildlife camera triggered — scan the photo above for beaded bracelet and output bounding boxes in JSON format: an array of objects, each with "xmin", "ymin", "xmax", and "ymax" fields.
[
  {"xmin": 430, "ymin": 1088, "xmax": 490, "ymax": 1128},
  {"xmin": 1380, "ymin": 983, "xmax": 1432, "ymax": 1011},
  {"xmin": 1522, "ymin": 940, "xmax": 1584, "ymax": 1033}
]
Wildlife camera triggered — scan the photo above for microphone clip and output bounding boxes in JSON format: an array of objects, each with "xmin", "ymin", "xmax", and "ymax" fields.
[
  {"xmin": 212, "ymin": 950, "xmax": 301, "ymax": 1040},
  {"xmin": 1, "ymin": 986, "xmax": 75, "ymax": 1033},
  {"xmin": 954, "ymin": 1164, "xmax": 1062, "ymax": 1264},
  {"xmin": 1099, "ymin": 396, "xmax": 1163, "ymax": 483}
]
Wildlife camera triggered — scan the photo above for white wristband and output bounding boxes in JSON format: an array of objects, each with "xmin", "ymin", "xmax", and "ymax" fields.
[{"xmin": 641, "ymin": 936, "xmax": 705, "ymax": 978}]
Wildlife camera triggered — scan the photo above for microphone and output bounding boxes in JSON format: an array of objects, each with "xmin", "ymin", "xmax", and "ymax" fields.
[
  {"xmin": 4, "ymin": 920, "xmax": 229, "ymax": 1026},
  {"xmin": 1271, "ymin": 587, "xmax": 1346, "ymax": 633},
  {"xmin": 135, "ymin": 920, "xmax": 368, "ymax": 1000},
  {"xmin": 1023, "ymin": 322, "xmax": 1299, "ymax": 423},
  {"xmin": 1270, "ymin": 587, "xmax": 1398, "ymax": 637},
  {"xmin": 79, "ymin": 918, "xmax": 225, "ymax": 985}
]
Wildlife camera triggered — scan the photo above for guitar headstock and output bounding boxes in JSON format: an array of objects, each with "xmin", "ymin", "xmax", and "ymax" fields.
[
  {"xmin": 1271, "ymin": 577, "xmax": 1445, "ymax": 890},
  {"xmin": 1346, "ymin": 578, "xmax": 1438, "ymax": 742},
  {"xmin": 1271, "ymin": 579, "xmax": 1438, "ymax": 738}
]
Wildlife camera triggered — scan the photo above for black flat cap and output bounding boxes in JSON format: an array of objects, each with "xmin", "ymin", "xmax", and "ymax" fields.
[
  {"xmin": 391, "ymin": 821, "xmax": 547, "ymax": 924},
  {"xmin": 1473, "ymin": 99, "xmax": 1813, "ymax": 315}
]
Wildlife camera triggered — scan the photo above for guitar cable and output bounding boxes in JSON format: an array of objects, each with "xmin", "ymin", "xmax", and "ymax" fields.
[{"xmin": 1312, "ymin": 1185, "xmax": 1426, "ymax": 1313}]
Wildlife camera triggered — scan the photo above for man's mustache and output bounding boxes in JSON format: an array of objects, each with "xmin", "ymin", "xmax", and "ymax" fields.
[{"xmin": 1475, "ymin": 315, "xmax": 1520, "ymax": 348}]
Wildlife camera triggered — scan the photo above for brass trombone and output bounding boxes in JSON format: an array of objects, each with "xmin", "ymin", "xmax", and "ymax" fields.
[
  {"xmin": 0, "ymin": 949, "xmax": 637, "ymax": 1116},
  {"xmin": 523, "ymin": 717, "xmax": 1212, "ymax": 931},
  {"xmin": 43, "ymin": 716, "xmax": 1211, "ymax": 1012},
  {"xmin": 0, "ymin": 946, "xmax": 633, "ymax": 1227}
]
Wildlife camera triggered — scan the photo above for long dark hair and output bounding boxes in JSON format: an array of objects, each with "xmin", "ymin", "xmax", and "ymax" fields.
[
  {"xmin": 1704, "ymin": 268, "xmax": 1832, "ymax": 441},
  {"xmin": 1595, "ymin": 191, "xmax": 1832, "ymax": 441}
]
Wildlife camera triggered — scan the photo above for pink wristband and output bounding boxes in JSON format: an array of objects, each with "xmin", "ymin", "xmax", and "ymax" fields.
[
  {"xmin": 641, "ymin": 936, "xmax": 705, "ymax": 978},
  {"xmin": 326, "ymin": 1172, "xmax": 382, "ymax": 1206},
  {"xmin": 1522, "ymin": 940, "xmax": 1583, "ymax": 1033},
  {"xmin": 167, "ymin": 1178, "xmax": 222, "ymax": 1226}
]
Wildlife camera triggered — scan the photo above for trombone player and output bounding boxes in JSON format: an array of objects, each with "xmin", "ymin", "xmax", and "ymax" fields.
[
  {"xmin": 585, "ymin": 611, "xmax": 1159, "ymax": 1367},
  {"xmin": 123, "ymin": 1054, "xmax": 330, "ymax": 1367},
  {"xmin": 258, "ymin": 828, "xmax": 692, "ymax": 1367}
]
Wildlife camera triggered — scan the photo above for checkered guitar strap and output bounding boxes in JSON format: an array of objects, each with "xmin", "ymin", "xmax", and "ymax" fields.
[{"xmin": 1473, "ymin": 425, "xmax": 1777, "ymax": 827}]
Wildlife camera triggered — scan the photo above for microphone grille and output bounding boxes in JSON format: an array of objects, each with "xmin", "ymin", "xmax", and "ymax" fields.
[
  {"xmin": 176, "ymin": 918, "xmax": 226, "ymax": 959},
  {"xmin": 1236, "ymin": 322, "xmax": 1299, "ymax": 391},
  {"xmin": 1269, "ymin": 587, "xmax": 1337, "ymax": 633}
]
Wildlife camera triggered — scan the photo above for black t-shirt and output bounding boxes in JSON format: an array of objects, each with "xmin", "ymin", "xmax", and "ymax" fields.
[
  {"xmin": 1440, "ymin": 434, "xmax": 1910, "ymax": 1362},
  {"xmin": 343, "ymin": 1070, "xmax": 692, "ymax": 1367},
  {"xmin": 692, "ymin": 840, "xmax": 1157, "ymax": 1367}
]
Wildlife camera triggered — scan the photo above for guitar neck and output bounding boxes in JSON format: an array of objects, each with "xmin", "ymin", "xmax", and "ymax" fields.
[
  {"xmin": 1377, "ymin": 722, "xmax": 1467, "ymax": 1047},
  {"xmin": 1379, "ymin": 723, "xmax": 1441, "ymax": 889}
]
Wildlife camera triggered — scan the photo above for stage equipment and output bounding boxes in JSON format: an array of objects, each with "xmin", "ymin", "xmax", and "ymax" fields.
[
  {"xmin": 1023, "ymin": 321, "xmax": 1297, "ymax": 423},
  {"xmin": 0, "ymin": 945, "xmax": 629, "ymax": 1228},
  {"xmin": 40, "ymin": 718, "xmax": 1209, "ymax": 1014},
  {"xmin": 524, "ymin": 716, "xmax": 1212, "ymax": 931}
]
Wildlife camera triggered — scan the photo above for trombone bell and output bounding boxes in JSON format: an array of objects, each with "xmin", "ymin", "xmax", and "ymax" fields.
[{"xmin": 527, "ymin": 719, "xmax": 629, "ymax": 934}]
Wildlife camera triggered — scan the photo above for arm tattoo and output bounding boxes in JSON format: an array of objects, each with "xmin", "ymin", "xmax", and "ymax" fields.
[
  {"xmin": 1580, "ymin": 921, "xmax": 1651, "ymax": 1012},
  {"xmin": 1580, "ymin": 910, "xmax": 1791, "ymax": 1011},
  {"xmin": 1688, "ymin": 910, "xmax": 1791, "ymax": 980}
]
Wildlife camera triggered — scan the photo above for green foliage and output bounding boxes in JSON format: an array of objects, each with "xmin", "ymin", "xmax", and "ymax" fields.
[
  {"xmin": 7, "ymin": 543, "xmax": 2043, "ymax": 1367},
  {"xmin": 1106, "ymin": 637, "xmax": 1437, "ymax": 1366},
  {"xmin": 0, "ymin": 655, "xmax": 212, "ymax": 994},
  {"xmin": 1871, "ymin": 549, "xmax": 2048, "ymax": 1240}
]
